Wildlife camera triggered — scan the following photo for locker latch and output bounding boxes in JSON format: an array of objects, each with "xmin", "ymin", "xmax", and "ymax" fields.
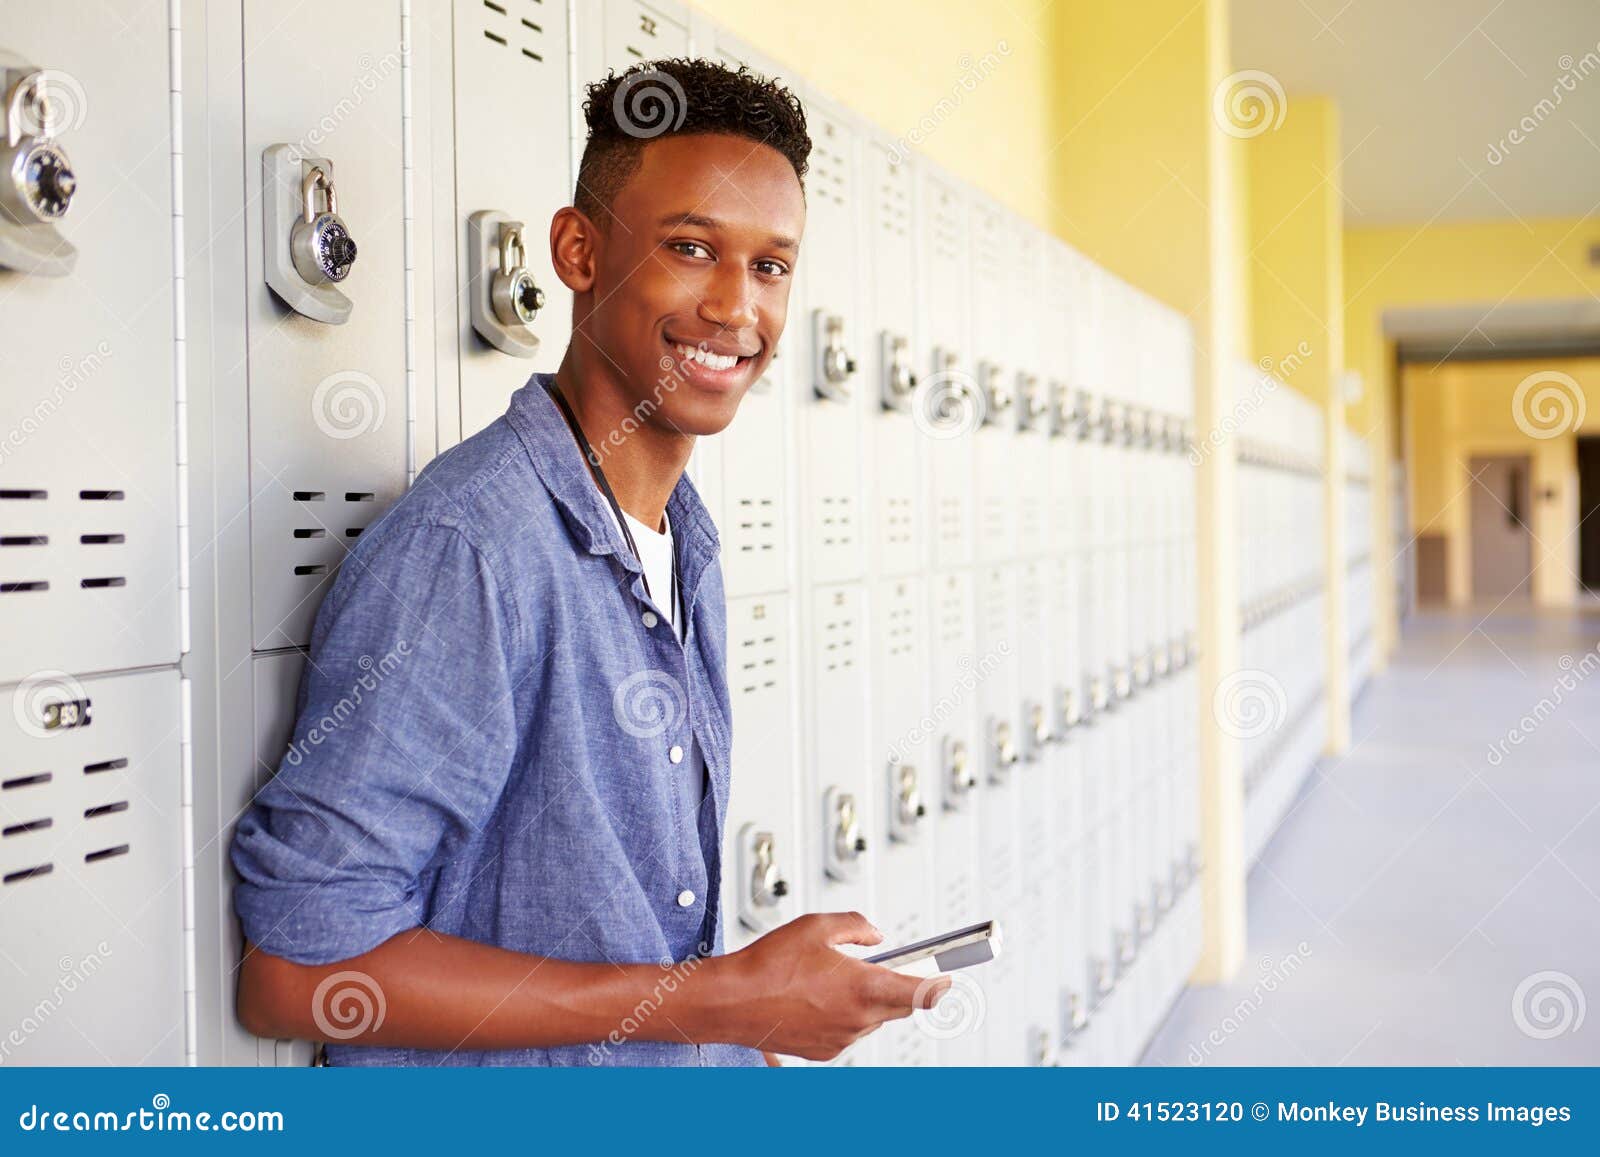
[
  {"xmin": 1089, "ymin": 674, "xmax": 1109, "ymax": 715},
  {"xmin": 823, "ymin": 787, "xmax": 867, "ymax": 881},
  {"xmin": 1020, "ymin": 698, "xmax": 1052, "ymax": 761},
  {"xmin": 1055, "ymin": 684, "xmax": 1082, "ymax": 733},
  {"xmin": 812, "ymin": 309, "xmax": 856, "ymax": 401},
  {"xmin": 943, "ymin": 735, "xmax": 976, "ymax": 809},
  {"xmin": 1061, "ymin": 988, "xmax": 1089, "ymax": 1041},
  {"xmin": 1015, "ymin": 371, "xmax": 1046, "ymax": 432},
  {"xmin": 468, "ymin": 211, "xmax": 545, "ymax": 357},
  {"xmin": 1028, "ymin": 1025, "xmax": 1055, "ymax": 1067},
  {"xmin": 1046, "ymin": 379, "xmax": 1072, "ymax": 437},
  {"xmin": 736, "ymin": 824, "xmax": 790, "ymax": 932},
  {"xmin": 263, "ymin": 145, "xmax": 356, "ymax": 324},
  {"xmin": 1074, "ymin": 390, "xmax": 1100, "ymax": 441},
  {"xmin": 1091, "ymin": 955, "xmax": 1115, "ymax": 1001},
  {"xmin": 0, "ymin": 64, "xmax": 79, "ymax": 275},
  {"xmin": 886, "ymin": 758, "xmax": 926, "ymax": 843},
  {"xmin": 986, "ymin": 716, "xmax": 1018, "ymax": 784},
  {"xmin": 878, "ymin": 330, "xmax": 917, "ymax": 411},
  {"xmin": 977, "ymin": 361, "xmax": 1011, "ymax": 427}
]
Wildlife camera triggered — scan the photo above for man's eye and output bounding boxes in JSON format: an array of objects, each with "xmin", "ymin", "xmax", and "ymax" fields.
[
  {"xmin": 673, "ymin": 241, "xmax": 712, "ymax": 259},
  {"xmin": 754, "ymin": 260, "xmax": 788, "ymax": 277}
]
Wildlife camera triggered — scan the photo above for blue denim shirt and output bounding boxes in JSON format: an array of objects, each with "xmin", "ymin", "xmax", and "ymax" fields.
[{"xmin": 231, "ymin": 374, "xmax": 763, "ymax": 1067}]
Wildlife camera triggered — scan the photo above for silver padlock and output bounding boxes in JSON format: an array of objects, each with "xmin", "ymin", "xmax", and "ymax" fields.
[
  {"xmin": 812, "ymin": 309, "xmax": 856, "ymax": 401},
  {"xmin": 888, "ymin": 760, "xmax": 926, "ymax": 843},
  {"xmin": 2, "ymin": 70, "xmax": 76, "ymax": 225},
  {"xmin": 879, "ymin": 330, "xmax": 917, "ymax": 411},
  {"xmin": 290, "ymin": 166, "xmax": 357, "ymax": 286},
  {"xmin": 978, "ymin": 360, "xmax": 1012, "ymax": 426},
  {"xmin": 825, "ymin": 789, "xmax": 867, "ymax": 880},
  {"xmin": 1016, "ymin": 371, "xmax": 1046, "ymax": 432},
  {"xmin": 491, "ymin": 222, "xmax": 545, "ymax": 328},
  {"xmin": 988, "ymin": 716, "xmax": 1018, "ymax": 783},
  {"xmin": 750, "ymin": 831, "xmax": 788, "ymax": 909},
  {"xmin": 944, "ymin": 736, "xmax": 976, "ymax": 807}
]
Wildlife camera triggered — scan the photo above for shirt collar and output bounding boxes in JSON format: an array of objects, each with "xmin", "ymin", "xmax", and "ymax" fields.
[{"xmin": 505, "ymin": 373, "xmax": 721, "ymax": 568}]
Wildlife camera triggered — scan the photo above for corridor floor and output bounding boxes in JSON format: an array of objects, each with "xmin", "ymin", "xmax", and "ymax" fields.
[{"xmin": 1142, "ymin": 608, "xmax": 1600, "ymax": 1065}]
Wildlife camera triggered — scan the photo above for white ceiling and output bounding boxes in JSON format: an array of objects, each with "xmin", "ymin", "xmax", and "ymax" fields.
[{"xmin": 1232, "ymin": 0, "xmax": 1600, "ymax": 224}]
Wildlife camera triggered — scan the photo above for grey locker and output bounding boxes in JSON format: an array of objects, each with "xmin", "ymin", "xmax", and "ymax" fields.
[
  {"xmin": 917, "ymin": 169, "xmax": 975, "ymax": 572},
  {"xmin": 0, "ymin": 8, "xmax": 179, "ymax": 682},
  {"xmin": 596, "ymin": 0, "xmax": 689, "ymax": 73},
  {"xmin": 451, "ymin": 0, "xmax": 576, "ymax": 439},
  {"xmin": 863, "ymin": 136, "xmax": 922, "ymax": 577},
  {"xmin": 803, "ymin": 583, "xmax": 872, "ymax": 912},
  {"xmin": 797, "ymin": 97, "xmax": 865, "ymax": 584},
  {"xmin": 969, "ymin": 200, "xmax": 1016, "ymax": 566},
  {"xmin": 713, "ymin": 359, "xmax": 790, "ymax": 597},
  {"xmin": 0, "ymin": 667, "xmax": 184, "ymax": 1063},
  {"xmin": 721, "ymin": 594, "xmax": 802, "ymax": 951},
  {"xmin": 242, "ymin": 1, "xmax": 409, "ymax": 650}
]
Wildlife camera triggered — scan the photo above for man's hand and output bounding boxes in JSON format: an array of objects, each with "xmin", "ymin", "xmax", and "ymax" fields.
[{"xmin": 701, "ymin": 912, "xmax": 950, "ymax": 1062}]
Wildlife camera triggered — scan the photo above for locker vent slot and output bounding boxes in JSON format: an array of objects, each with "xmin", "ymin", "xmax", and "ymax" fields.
[
  {"xmin": 294, "ymin": 564, "xmax": 329, "ymax": 576},
  {"xmin": 80, "ymin": 533, "xmax": 124, "ymax": 544},
  {"xmin": 0, "ymin": 535, "xmax": 47, "ymax": 546},
  {"xmin": 85, "ymin": 801, "xmax": 129, "ymax": 819},
  {"xmin": 0, "ymin": 489, "xmax": 47, "ymax": 500},
  {"xmin": 822, "ymin": 615, "xmax": 856, "ymax": 672},
  {"xmin": 293, "ymin": 491, "xmax": 325, "ymax": 502},
  {"xmin": 484, "ymin": 29, "xmax": 508, "ymax": 46},
  {"xmin": 345, "ymin": 492, "xmax": 375, "ymax": 502},
  {"xmin": 79, "ymin": 490, "xmax": 125, "ymax": 501},
  {"xmin": 85, "ymin": 844, "xmax": 130, "ymax": 864},
  {"xmin": 81, "ymin": 577, "xmax": 127, "ymax": 589},
  {"xmin": 2, "ymin": 818, "xmax": 52, "ymax": 837},
  {"xmin": 736, "ymin": 630, "xmax": 780, "ymax": 694},
  {"xmin": 734, "ymin": 497, "xmax": 778, "ymax": 555},
  {"xmin": 84, "ymin": 758, "xmax": 127, "ymax": 775},
  {"xmin": 1, "ymin": 581, "xmax": 48, "ymax": 593},
  {"xmin": 3, "ymin": 863, "xmax": 53, "ymax": 884},
  {"xmin": 483, "ymin": 0, "xmax": 507, "ymax": 12},
  {"xmin": 294, "ymin": 528, "xmax": 326, "ymax": 539},
  {"xmin": 483, "ymin": 0, "xmax": 546, "ymax": 62},
  {"xmin": 3, "ymin": 772, "xmax": 52, "ymax": 790},
  {"xmin": 346, "ymin": 528, "xmax": 364, "ymax": 538}
]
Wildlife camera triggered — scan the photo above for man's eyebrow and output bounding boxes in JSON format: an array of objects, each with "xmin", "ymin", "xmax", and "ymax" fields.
[{"xmin": 656, "ymin": 211, "xmax": 799, "ymax": 253}]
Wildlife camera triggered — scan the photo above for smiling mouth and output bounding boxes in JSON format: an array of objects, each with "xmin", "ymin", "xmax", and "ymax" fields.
[{"xmin": 665, "ymin": 335, "xmax": 758, "ymax": 373}]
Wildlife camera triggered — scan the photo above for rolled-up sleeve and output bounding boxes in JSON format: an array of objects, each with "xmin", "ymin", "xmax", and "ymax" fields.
[{"xmin": 231, "ymin": 521, "xmax": 520, "ymax": 964}]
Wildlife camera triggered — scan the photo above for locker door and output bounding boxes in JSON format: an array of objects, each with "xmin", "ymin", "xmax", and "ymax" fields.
[
  {"xmin": 926, "ymin": 571, "xmax": 984, "ymax": 1065},
  {"xmin": 917, "ymin": 170, "xmax": 975, "ymax": 572},
  {"xmin": 0, "ymin": 11, "xmax": 179, "ymax": 681},
  {"xmin": 453, "ymin": 0, "xmax": 573, "ymax": 438},
  {"xmin": 242, "ymin": 2, "xmax": 409, "ymax": 650},
  {"xmin": 600, "ymin": 0, "xmax": 689, "ymax": 71},
  {"xmin": 712, "ymin": 357, "xmax": 791, "ymax": 597},
  {"xmin": 863, "ymin": 137, "xmax": 921, "ymax": 577},
  {"xmin": 969, "ymin": 201, "xmax": 1016, "ymax": 566},
  {"xmin": 797, "ymin": 99, "xmax": 865, "ymax": 584},
  {"xmin": 870, "ymin": 577, "xmax": 936, "ymax": 1067},
  {"xmin": 1014, "ymin": 560, "xmax": 1058, "ymax": 1064},
  {"xmin": 0, "ymin": 668, "xmax": 184, "ymax": 1062},
  {"xmin": 722, "ymin": 594, "xmax": 802, "ymax": 952}
]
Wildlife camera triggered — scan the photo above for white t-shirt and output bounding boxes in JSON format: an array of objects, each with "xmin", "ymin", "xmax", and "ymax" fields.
[{"xmin": 603, "ymin": 502, "xmax": 707, "ymax": 812}]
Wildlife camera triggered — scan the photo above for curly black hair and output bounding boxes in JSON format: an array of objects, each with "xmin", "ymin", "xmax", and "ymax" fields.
[{"xmin": 575, "ymin": 57, "xmax": 810, "ymax": 227}]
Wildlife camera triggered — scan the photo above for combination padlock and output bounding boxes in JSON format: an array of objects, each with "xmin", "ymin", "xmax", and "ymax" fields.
[
  {"xmin": 750, "ymin": 830, "xmax": 789, "ymax": 909},
  {"xmin": 945, "ymin": 736, "xmax": 976, "ymax": 806},
  {"xmin": 813, "ymin": 309, "xmax": 856, "ymax": 401},
  {"xmin": 490, "ymin": 222, "xmax": 545, "ymax": 328},
  {"xmin": 827, "ymin": 790, "xmax": 867, "ymax": 877},
  {"xmin": 988, "ymin": 716, "xmax": 1018, "ymax": 783},
  {"xmin": 893, "ymin": 762, "xmax": 926, "ymax": 832},
  {"xmin": 1016, "ymin": 371, "xmax": 1046, "ymax": 431},
  {"xmin": 2, "ymin": 69, "xmax": 76, "ymax": 225},
  {"xmin": 290, "ymin": 166, "xmax": 357, "ymax": 286},
  {"xmin": 879, "ymin": 330, "xmax": 917, "ymax": 411},
  {"xmin": 978, "ymin": 360, "xmax": 1012, "ymax": 426}
]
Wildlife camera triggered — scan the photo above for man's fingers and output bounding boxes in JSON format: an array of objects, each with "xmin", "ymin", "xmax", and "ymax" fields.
[
  {"xmin": 867, "ymin": 965, "xmax": 948, "ymax": 1014},
  {"xmin": 913, "ymin": 974, "xmax": 953, "ymax": 1010}
]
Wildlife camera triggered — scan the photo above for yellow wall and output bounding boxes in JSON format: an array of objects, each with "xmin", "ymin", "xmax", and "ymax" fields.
[
  {"xmin": 1403, "ymin": 356, "xmax": 1599, "ymax": 607},
  {"xmin": 687, "ymin": 0, "xmax": 1061, "ymax": 231}
]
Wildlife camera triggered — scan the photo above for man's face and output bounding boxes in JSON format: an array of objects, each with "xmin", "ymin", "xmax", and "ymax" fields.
[{"xmin": 578, "ymin": 132, "xmax": 806, "ymax": 436}]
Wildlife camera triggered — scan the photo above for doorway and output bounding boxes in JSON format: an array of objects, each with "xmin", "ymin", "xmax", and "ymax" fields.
[
  {"xmin": 1468, "ymin": 455, "xmax": 1533, "ymax": 602},
  {"xmin": 1579, "ymin": 437, "xmax": 1600, "ymax": 592}
]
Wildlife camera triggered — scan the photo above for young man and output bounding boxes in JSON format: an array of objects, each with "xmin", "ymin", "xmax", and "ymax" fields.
[{"xmin": 230, "ymin": 58, "xmax": 947, "ymax": 1066}]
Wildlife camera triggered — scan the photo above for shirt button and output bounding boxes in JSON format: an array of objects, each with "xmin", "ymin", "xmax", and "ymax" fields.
[
  {"xmin": 677, "ymin": 890, "xmax": 695, "ymax": 908},
  {"xmin": 668, "ymin": 744, "xmax": 684, "ymax": 764},
  {"xmin": 641, "ymin": 610, "xmax": 658, "ymax": 628}
]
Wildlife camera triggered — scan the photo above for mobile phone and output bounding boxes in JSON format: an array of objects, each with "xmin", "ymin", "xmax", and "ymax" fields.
[{"xmin": 865, "ymin": 919, "xmax": 1001, "ymax": 975}]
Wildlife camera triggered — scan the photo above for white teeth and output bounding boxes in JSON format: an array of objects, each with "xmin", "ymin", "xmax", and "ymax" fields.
[{"xmin": 674, "ymin": 342, "xmax": 739, "ymax": 371}]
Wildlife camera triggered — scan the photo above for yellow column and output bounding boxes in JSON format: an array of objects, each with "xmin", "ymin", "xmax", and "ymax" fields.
[
  {"xmin": 1245, "ymin": 96, "xmax": 1350, "ymax": 752},
  {"xmin": 1054, "ymin": 0, "xmax": 1248, "ymax": 983}
]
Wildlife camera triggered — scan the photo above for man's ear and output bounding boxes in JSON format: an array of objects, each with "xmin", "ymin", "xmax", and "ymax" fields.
[{"xmin": 550, "ymin": 205, "xmax": 599, "ymax": 293}]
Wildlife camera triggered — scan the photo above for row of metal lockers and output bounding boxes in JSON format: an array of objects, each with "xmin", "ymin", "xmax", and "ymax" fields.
[{"xmin": 0, "ymin": 0, "xmax": 1363, "ymax": 1067}]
